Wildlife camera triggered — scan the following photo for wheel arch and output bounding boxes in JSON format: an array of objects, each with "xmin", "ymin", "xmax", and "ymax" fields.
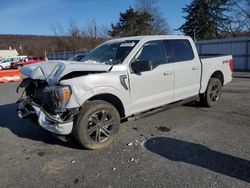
[
  {"xmin": 84, "ymin": 93, "xmax": 126, "ymax": 119},
  {"xmin": 210, "ymin": 70, "xmax": 224, "ymax": 86}
]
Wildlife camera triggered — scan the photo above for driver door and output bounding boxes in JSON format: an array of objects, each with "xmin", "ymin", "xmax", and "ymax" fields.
[{"xmin": 128, "ymin": 40, "xmax": 174, "ymax": 114}]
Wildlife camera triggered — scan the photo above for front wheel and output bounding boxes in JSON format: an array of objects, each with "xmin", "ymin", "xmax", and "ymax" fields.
[
  {"xmin": 73, "ymin": 100, "xmax": 120, "ymax": 150},
  {"xmin": 200, "ymin": 78, "xmax": 222, "ymax": 107},
  {"xmin": 0, "ymin": 66, "xmax": 3, "ymax": 70}
]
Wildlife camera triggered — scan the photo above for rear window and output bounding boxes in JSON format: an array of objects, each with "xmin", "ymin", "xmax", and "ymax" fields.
[{"xmin": 167, "ymin": 40, "xmax": 194, "ymax": 62}]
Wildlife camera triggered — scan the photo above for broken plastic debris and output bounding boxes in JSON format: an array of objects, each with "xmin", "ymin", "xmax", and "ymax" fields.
[
  {"xmin": 134, "ymin": 140, "xmax": 139, "ymax": 146},
  {"xmin": 130, "ymin": 157, "xmax": 138, "ymax": 163},
  {"xmin": 71, "ymin": 160, "xmax": 75, "ymax": 164},
  {"xmin": 112, "ymin": 167, "xmax": 116, "ymax": 171},
  {"xmin": 127, "ymin": 142, "xmax": 133, "ymax": 146}
]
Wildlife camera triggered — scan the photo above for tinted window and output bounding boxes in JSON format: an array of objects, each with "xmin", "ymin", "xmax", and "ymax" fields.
[
  {"xmin": 13, "ymin": 58, "xmax": 19, "ymax": 62},
  {"xmin": 167, "ymin": 40, "xmax": 194, "ymax": 62},
  {"xmin": 134, "ymin": 40, "xmax": 166, "ymax": 67},
  {"xmin": 5, "ymin": 58, "xmax": 11, "ymax": 62}
]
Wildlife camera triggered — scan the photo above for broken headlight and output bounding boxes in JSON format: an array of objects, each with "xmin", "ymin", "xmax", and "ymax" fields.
[{"xmin": 44, "ymin": 85, "xmax": 71, "ymax": 110}]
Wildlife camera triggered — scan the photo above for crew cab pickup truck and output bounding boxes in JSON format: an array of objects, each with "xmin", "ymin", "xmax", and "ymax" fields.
[
  {"xmin": 10, "ymin": 56, "xmax": 47, "ymax": 69},
  {"xmin": 16, "ymin": 35, "xmax": 233, "ymax": 149}
]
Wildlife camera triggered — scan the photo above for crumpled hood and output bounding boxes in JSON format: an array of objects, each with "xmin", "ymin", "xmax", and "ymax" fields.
[{"xmin": 20, "ymin": 60, "xmax": 112, "ymax": 85}]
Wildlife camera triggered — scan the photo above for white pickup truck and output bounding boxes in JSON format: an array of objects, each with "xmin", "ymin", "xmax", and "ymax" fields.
[{"xmin": 17, "ymin": 35, "xmax": 233, "ymax": 149}]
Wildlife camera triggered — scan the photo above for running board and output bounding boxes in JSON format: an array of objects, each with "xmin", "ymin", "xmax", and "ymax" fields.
[{"xmin": 127, "ymin": 96, "xmax": 199, "ymax": 121}]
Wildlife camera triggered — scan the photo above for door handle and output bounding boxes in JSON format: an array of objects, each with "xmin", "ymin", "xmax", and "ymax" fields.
[
  {"xmin": 192, "ymin": 66, "xmax": 199, "ymax": 70},
  {"xmin": 163, "ymin": 71, "xmax": 173, "ymax": 76}
]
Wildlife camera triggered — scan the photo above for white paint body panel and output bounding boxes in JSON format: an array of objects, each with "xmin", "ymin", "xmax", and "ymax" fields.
[
  {"xmin": 127, "ymin": 63, "xmax": 174, "ymax": 115},
  {"xmin": 21, "ymin": 35, "xmax": 233, "ymax": 124},
  {"xmin": 200, "ymin": 56, "xmax": 233, "ymax": 93}
]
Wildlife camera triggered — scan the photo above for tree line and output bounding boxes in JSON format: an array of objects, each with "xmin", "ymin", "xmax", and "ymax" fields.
[
  {"xmin": 1, "ymin": 0, "xmax": 249, "ymax": 56},
  {"xmin": 47, "ymin": 0, "xmax": 250, "ymax": 50},
  {"xmin": 179, "ymin": 0, "xmax": 250, "ymax": 40}
]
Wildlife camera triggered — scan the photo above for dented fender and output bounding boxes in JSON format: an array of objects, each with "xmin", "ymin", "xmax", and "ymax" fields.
[{"xmin": 59, "ymin": 69, "xmax": 130, "ymax": 114}]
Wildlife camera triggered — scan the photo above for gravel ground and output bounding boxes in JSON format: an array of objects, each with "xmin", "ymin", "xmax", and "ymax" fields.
[{"xmin": 0, "ymin": 73, "xmax": 250, "ymax": 188}]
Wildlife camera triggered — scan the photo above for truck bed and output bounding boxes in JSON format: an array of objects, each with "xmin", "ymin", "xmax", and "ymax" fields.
[{"xmin": 199, "ymin": 55, "xmax": 233, "ymax": 93}]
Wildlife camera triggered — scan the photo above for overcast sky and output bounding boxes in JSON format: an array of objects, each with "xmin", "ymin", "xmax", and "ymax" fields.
[{"xmin": 0, "ymin": 0, "xmax": 191, "ymax": 35}]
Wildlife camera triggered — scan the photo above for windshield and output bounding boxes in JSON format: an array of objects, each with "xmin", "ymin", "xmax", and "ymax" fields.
[
  {"xmin": 80, "ymin": 40, "xmax": 139, "ymax": 65},
  {"xmin": 68, "ymin": 54, "xmax": 86, "ymax": 61}
]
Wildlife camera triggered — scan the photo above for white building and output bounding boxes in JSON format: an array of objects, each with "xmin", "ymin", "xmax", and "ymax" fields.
[{"xmin": 0, "ymin": 49, "xmax": 19, "ymax": 58}]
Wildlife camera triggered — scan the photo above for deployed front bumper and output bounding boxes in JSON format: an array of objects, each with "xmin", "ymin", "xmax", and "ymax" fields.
[{"xmin": 17, "ymin": 100, "xmax": 73, "ymax": 135}]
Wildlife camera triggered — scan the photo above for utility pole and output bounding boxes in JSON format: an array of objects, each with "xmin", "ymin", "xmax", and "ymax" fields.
[
  {"xmin": 19, "ymin": 43, "xmax": 23, "ymax": 55},
  {"xmin": 93, "ymin": 19, "xmax": 97, "ymax": 39}
]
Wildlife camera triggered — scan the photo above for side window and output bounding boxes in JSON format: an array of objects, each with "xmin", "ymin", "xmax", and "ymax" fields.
[
  {"xmin": 167, "ymin": 40, "xmax": 194, "ymax": 62},
  {"xmin": 13, "ymin": 58, "xmax": 19, "ymax": 62},
  {"xmin": 134, "ymin": 40, "xmax": 166, "ymax": 67},
  {"xmin": 5, "ymin": 58, "xmax": 11, "ymax": 62}
]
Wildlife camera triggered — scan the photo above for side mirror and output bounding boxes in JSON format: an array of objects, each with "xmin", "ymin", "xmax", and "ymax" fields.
[{"xmin": 131, "ymin": 60, "xmax": 153, "ymax": 73}]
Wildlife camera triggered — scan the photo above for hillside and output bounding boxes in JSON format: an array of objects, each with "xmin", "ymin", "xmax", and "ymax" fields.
[
  {"xmin": 0, "ymin": 34, "xmax": 61, "ymax": 56},
  {"xmin": 0, "ymin": 34, "xmax": 105, "ymax": 56}
]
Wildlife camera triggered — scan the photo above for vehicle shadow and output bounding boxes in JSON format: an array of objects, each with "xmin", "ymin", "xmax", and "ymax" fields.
[
  {"xmin": 144, "ymin": 137, "xmax": 250, "ymax": 183},
  {"xmin": 183, "ymin": 100, "xmax": 201, "ymax": 107},
  {"xmin": 0, "ymin": 103, "xmax": 82, "ymax": 150}
]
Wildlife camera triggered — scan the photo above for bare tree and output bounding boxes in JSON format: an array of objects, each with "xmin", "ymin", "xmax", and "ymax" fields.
[
  {"xmin": 220, "ymin": 0, "xmax": 250, "ymax": 37},
  {"xmin": 49, "ymin": 18, "xmax": 108, "ymax": 53},
  {"xmin": 135, "ymin": 0, "xmax": 170, "ymax": 34},
  {"xmin": 49, "ymin": 22, "xmax": 65, "ymax": 36}
]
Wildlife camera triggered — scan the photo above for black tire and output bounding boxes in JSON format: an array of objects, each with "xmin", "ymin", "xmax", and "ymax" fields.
[
  {"xmin": 200, "ymin": 78, "xmax": 222, "ymax": 107},
  {"xmin": 0, "ymin": 66, "xmax": 3, "ymax": 70},
  {"xmin": 73, "ymin": 100, "xmax": 120, "ymax": 150}
]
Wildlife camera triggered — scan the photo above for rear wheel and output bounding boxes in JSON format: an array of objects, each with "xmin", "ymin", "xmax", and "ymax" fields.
[
  {"xmin": 73, "ymin": 100, "xmax": 120, "ymax": 150},
  {"xmin": 200, "ymin": 78, "xmax": 222, "ymax": 107}
]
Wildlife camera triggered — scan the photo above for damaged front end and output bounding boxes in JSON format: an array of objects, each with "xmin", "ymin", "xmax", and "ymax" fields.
[{"xmin": 17, "ymin": 78, "xmax": 78, "ymax": 135}]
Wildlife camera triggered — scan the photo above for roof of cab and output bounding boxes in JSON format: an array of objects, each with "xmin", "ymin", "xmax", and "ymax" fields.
[{"xmin": 107, "ymin": 35, "xmax": 191, "ymax": 43}]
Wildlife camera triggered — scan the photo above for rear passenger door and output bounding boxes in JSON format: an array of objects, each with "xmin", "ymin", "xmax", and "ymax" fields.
[{"xmin": 165, "ymin": 39, "xmax": 201, "ymax": 101}]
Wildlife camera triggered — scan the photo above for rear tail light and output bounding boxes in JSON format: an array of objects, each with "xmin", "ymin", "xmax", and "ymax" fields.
[{"xmin": 229, "ymin": 59, "xmax": 234, "ymax": 72}]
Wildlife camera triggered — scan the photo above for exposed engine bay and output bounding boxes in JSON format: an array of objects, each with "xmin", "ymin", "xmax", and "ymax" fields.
[{"xmin": 17, "ymin": 78, "xmax": 78, "ymax": 124}]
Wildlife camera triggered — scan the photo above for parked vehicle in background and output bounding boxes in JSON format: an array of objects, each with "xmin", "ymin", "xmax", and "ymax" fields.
[
  {"xmin": 17, "ymin": 35, "xmax": 233, "ymax": 150},
  {"xmin": 10, "ymin": 56, "xmax": 47, "ymax": 69},
  {"xmin": 68, "ymin": 53, "xmax": 87, "ymax": 61},
  {"xmin": 0, "ymin": 57, "xmax": 21, "ymax": 70},
  {"xmin": 17, "ymin": 56, "xmax": 28, "ymax": 62}
]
